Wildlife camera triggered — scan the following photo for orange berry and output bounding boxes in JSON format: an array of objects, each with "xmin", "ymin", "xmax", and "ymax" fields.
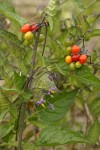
[{"xmin": 65, "ymin": 56, "xmax": 72, "ymax": 64}]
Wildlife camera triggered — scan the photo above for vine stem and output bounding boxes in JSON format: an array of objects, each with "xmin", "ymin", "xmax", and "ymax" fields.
[{"xmin": 17, "ymin": 14, "xmax": 47, "ymax": 150}]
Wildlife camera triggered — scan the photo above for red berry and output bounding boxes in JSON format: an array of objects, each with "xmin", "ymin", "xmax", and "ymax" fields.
[
  {"xmin": 71, "ymin": 45, "xmax": 80, "ymax": 54},
  {"xmin": 31, "ymin": 24, "xmax": 39, "ymax": 31},
  {"xmin": 21, "ymin": 24, "xmax": 31, "ymax": 33},
  {"xmin": 72, "ymin": 54, "xmax": 80, "ymax": 62},
  {"xmin": 79, "ymin": 54, "xmax": 87, "ymax": 64}
]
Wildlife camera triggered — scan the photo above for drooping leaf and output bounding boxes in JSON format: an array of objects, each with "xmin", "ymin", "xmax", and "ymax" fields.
[
  {"xmin": 0, "ymin": 1, "xmax": 26, "ymax": 27},
  {"xmin": 86, "ymin": 120, "xmax": 100, "ymax": 144},
  {"xmin": 56, "ymin": 58, "xmax": 100, "ymax": 87},
  {"xmin": 45, "ymin": 0, "xmax": 60, "ymax": 17},
  {"xmin": 38, "ymin": 90, "xmax": 77, "ymax": 124},
  {"xmin": 39, "ymin": 126, "xmax": 88, "ymax": 146}
]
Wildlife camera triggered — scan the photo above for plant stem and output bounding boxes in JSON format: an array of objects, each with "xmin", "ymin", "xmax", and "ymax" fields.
[
  {"xmin": 17, "ymin": 14, "xmax": 47, "ymax": 150},
  {"xmin": 18, "ymin": 102, "xmax": 26, "ymax": 150},
  {"xmin": 84, "ymin": 103, "xmax": 93, "ymax": 133},
  {"xmin": 42, "ymin": 23, "xmax": 48, "ymax": 56}
]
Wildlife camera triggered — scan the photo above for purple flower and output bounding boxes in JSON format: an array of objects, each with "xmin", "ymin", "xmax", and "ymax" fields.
[
  {"xmin": 47, "ymin": 91, "xmax": 51, "ymax": 95},
  {"xmin": 47, "ymin": 87, "xmax": 57, "ymax": 95},
  {"xmin": 37, "ymin": 98, "xmax": 45, "ymax": 106}
]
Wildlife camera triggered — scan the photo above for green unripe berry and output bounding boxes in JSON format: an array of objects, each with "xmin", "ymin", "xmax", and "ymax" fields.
[
  {"xmin": 23, "ymin": 40, "xmax": 32, "ymax": 46},
  {"xmin": 39, "ymin": 34, "xmax": 45, "ymax": 42},
  {"xmin": 24, "ymin": 31, "xmax": 33, "ymax": 41},
  {"xmin": 66, "ymin": 47, "xmax": 71, "ymax": 55},
  {"xmin": 88, "ymin": 65, "xmax": 94, "ymax": 73},
  {"xmin": 64, "ymin": 40, "xmax": 72, "ymax": 47},
  {"xmin": 69, "ymin": 63, "xmax": 75, "ymax": 71},
  {"xmin": 75, "ymin": 61, "xmax": 82, "ymax": 68}
]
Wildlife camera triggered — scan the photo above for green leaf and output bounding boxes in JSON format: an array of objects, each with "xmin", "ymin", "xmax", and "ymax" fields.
[
  {"xmin": 39, "ymin": 126, "xmax": 88, "ymax": 146},
  {"xmin": 91, "ymin": 50, "xmax": 97, "ymax": 62},
  {"xmin": 57, "ymin": 58, "xmax": 100, "ymax": 87},
  {"xmin": 0, "ymin": 29, "xmax": 25, "ymax": 58},
  {"xmin": 1, "ymin": 123, "xmax": 14, "ymax": 138},
  {"xmin": 0, "ymin": 92, "xmax": 11, "ymax": 113},
  {"xmin": 89, "ymin": 98, "xmax": 100, "ymax": 117},
  {"xmin": 39, "ymin": 90, "xmax": 77, "ymax": 124},
  {"xmin": 73, "ymin": 0, "xmax": 85, "ymax": 9},
  {"xmin": 0, "ymin": 109, "xmax": 9, "ymax": 123},
  {"xmin": 87, "ymin": 15, "xmax": 100, "ymax": 25},
  {"xmin": 0, "ymin": 1, "xmax": 26, "ymax": 27},
  {"xmin": 18, "ymin": 49, "xmax": 33, "ymax": 75},
  {"xmin": 86, "ymin": 120, "xmax": 100, "ymax": 144},
  {"xmin": 31, "ymin": 73, "xmax": 56, "ymax": 90},
  {"xmin": 1, "ymin": 87, "xmax": 19, "ymax": 93},
  {"xmin": 47, "ymin": 16, "xmax": 54, "ymax": 31},
  {"xmin": 94, "ymin": 57, "xmax": 100, "ymax": 64},
  {"xmin": 14, "ymin": 72, "xmax": 26, "ymax": 90},
  {"xmin": 21, "ymin": 89, "xmax": 32, "ymax": 101},
  {"xmin": 23, "ymin": 142, "xmax": 38, "ymax": 150},
  {"xmin": 82, "ymin": 15, "xmax": 90, "ymax": 32},
  {"xmin": 91, "ymin": 29, "xmax": 100, "ymax": 37},
  {"xmin": 45, "ymin": 0, "xmax": 60, "ymax": 17}
]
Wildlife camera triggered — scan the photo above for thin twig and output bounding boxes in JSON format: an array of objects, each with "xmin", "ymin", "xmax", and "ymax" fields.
[{"xmin": 42, "ymin": 23, "xmax": 48, "ymax": 56}]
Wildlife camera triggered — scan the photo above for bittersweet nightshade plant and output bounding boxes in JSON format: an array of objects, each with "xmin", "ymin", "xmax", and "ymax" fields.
[{"xmin": 0, "ymin": 0, "xmax": 100, "ymax": 150}]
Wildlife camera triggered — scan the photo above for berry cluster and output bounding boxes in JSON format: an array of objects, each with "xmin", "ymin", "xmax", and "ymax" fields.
[
  {"xmin": 65, "ymin": 45, "xmax": 88, "ymax": 70},
  {"xmin": 21, "ymin": 23, "xmax": 39, "ymax": 45}
]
